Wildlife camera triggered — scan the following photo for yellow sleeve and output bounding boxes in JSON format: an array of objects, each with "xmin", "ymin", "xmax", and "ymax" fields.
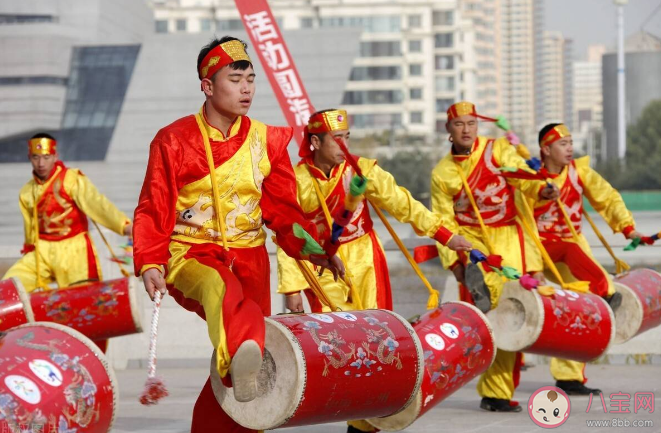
[
  {"xmin": 493, "ymin": 138, "xmax": 545, "ymax": 199},
  {"xmin": 67, "ymin": 170, "xmax": 130, "ymax": 235},
  {"xmin": 578, "ymin": 158, "xmax": 635, "ymax": 233},
  {"xmin": 277, "ymin": 246, "xmax": 309, "ymax": 294},
  {"xmin": 430, "ymin": 163, "xmax": 460, "ymax": 269},
  {"xmin": 18, "ymin": 188, "xmax": 34, "ymax": 247},
  {"xmin": 365, "ymin": 163, "xmax": 450, "ymax": 239}
]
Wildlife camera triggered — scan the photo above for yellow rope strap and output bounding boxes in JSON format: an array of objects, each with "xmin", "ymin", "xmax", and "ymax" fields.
[
  {"xmin": 295, "ymin": 259, "xmax": 339, "ymax": 311},
  {"xmin": 309, "ymin": 174, "xmax": 363, "ymax": 310},
  {"xmin": 368, "ymin": 201, "xmax": 441, "ymax": 309},
  {"xmin": 517, "ymin": 197, "xmax": 589, "ymax": 293},
  {"xmin": 31, "ymin": 166, "xmax": 63, "ymax": 291},
  {"xmin": 454, "ymin": 162, "xmax": 497, "ymax": 254},
  {"xmin": 194, "ymin": 114, "xmax": 229, "ymax": 251},
  {"xmin": 581, "ymin": 209, "xmax": 630, "ymax": 274},
  {"xmin": 91, "ymin": 220, "xmax": 130, "ymax": 278}
]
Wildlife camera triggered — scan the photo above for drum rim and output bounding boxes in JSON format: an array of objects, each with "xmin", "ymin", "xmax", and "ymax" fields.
[
  {"xmin": 446, "ymin": 300, "xmax": 498, "ymax": 366},
  {"xmin": 488, "ymin": 282, "xmax": 545, "ymax": 352},
  {"xmin": 212, "ymin": 317, "xmax": 307, "ymax": 430},
  {"xmin": 380, "ymin": 310, "xmax": 425, "ymax": 417},
  {"xmin": 612, "ymin": 282, "xmax": 643, "ymax": 344},
  {"xmin": 127, "ymin": 277, "xmax": 144, "ymax": 333},
  {"xmin": 10, "ymin": 277, "xmax": 36, "ymax": 323},
  {"xmin": 593, "ymin": 292, "xmax": 616, "ymax": 357},
  {"xmin": 14, "ymin": 321, "xmax": 118, "ymax": 431}
]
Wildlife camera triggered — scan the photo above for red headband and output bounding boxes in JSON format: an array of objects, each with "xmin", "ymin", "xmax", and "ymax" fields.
[{"xmin": 198, "ymin": 40, "xmax": 252, "ymax": 80}]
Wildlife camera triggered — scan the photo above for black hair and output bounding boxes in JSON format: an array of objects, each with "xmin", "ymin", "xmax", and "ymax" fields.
[
  {"xmin": 197, "ymin": 36, "xmax": 252, "ymax": 80},
  {"xmin": 538, "ymin": 123, "xmax": 562, "ymax": 146},
  {"xmin": 30, "ymin": 132, "xmax": 56, "ymax": 141}
]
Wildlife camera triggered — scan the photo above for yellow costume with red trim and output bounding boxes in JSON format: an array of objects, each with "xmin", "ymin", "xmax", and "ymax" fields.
[
  {"xmin": 4, "ymin": 143, "xmax": 130, "ymax": 292},
  {"xmin": 277, "ymin": 156, "xmax": 454, "ymax": 311},
  {"xmin": 431, "ymin": 102, "xmax": 546, "ymax": 402},
  {"xmin": 531, "ymin": 124, "xmax": 637, "ymax": 383}
]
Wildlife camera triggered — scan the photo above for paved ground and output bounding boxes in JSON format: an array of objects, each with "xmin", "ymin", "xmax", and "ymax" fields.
[{"xmin": 114, "ymin": 364, "xmax": 661, "ymax": 433}]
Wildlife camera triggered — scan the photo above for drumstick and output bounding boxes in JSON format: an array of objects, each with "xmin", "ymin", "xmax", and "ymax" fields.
[{"xmin": 140, "ymin": 290, "xmax": 169, "ymax": 405}]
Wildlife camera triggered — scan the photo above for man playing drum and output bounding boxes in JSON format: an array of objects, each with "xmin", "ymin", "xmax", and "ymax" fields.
[
  {"xmin": 276, "ymin": 109, "xmax": 471, "ymax": 433},
  {"xmin": 431, "ymin": 101, "xmax": 558, "ymax": 412},
  {"xmin": 133, "ymin": 36, "xmax": 343, "ymax": 433},
  {"xmin": 531, "ymin": 123, "xmax": 644, "ymax": 395},
  {"xmin": 3, "ymin": 133, "xmax": 132, "ymax": 292},
  {"xmin": 277, "ymin": 108, "xmax": 471, "ymax": 313}
]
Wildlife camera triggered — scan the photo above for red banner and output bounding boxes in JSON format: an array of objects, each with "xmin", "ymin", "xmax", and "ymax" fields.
[{"xmin": 235, "ymin": 0, "xmax": 314, "ymax": 146}]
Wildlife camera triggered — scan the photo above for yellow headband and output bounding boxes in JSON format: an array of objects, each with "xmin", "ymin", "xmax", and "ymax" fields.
[{"xmin": 28, "ymin": 137, "xmax": 57, "ymax": 155}]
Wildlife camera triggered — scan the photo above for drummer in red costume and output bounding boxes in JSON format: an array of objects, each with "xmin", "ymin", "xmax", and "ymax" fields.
[
  {"xmin": 3, "ymin": 133, "xmax": 132, "ymax": 293},
  {"xmin": 431, "ymin": 101, "xmax": 559, "ymax": 412},
  {"xmin": 278, "ymin": 108, "xmax": 471, "ymax": 315},
  {"xmin": 532, "ymin": 123, "xmax": 644, "ymax": 395},
  {"xmin": 133, "ymin": 36, "xmax": 343, "ymax": 433}
]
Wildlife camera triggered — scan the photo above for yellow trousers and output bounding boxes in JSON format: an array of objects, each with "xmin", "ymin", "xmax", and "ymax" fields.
[{"xmin": 3, "ymin": 232, "xmax": 102, "ymax": 292}]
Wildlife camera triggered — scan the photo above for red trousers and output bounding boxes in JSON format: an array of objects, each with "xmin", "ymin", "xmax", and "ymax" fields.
[
  {"xmin": 166, "ymin": 243, "xmax": 270, "ymax": 433},
  {"xmin": 543, "ymin": 240, "xmax": 610, "ymax": 297}
]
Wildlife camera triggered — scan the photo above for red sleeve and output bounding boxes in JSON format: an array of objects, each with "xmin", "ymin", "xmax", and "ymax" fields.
[
  {"xmin": 133, "ymin": 132, "xmax": 180, "ymax": 275},
  {"xmin": 261, "ymin": 126, "xmax": 332, "ymax": 259}
]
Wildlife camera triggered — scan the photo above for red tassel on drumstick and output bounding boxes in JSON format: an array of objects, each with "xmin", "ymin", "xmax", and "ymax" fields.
[{"xmin": 139, "ymin": 290, "xmax": 169, "ymax": 405}]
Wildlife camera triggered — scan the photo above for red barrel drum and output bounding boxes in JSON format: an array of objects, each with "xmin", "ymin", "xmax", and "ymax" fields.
[
  {"xmin": 0, "ymin": 322, "xmax": 117, "ymax": 433},
  {"xmin": 613, "ymin": 268, "xmax": 661, "ymax": 344},
  {"xmin": 487, "ymin": 282, "xmax": 615, "ymax": 362},
  {"xmin": 0, "ymin": 278, "xmax": 34, "ymax": 331},
  {"xmin": 212, "ymin": 310, "xmax": 424, "ymax": 430},
  {"xmin": 367, "ymin": 301, "xmax": 496, "ymax": 431},
  {"xmin": 30, "ymin": 277, "xmax": 142, "ymax": 341}
]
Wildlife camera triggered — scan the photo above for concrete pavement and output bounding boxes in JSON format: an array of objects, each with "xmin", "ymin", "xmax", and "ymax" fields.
[{"xmin": 113, "ymin": 364, "xmax": 661, "ymax": 433}]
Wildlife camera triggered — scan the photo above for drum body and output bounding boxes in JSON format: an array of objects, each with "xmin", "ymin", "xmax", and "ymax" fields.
[
  {"xmin": 0, "ymin": 278, "xmax": 34, "ymax": 331},
  {"xmin": 0, "ymin": 322, "xmax": 117, "ymax": 433},
  {"xmin": 487, "ymin": 282, "xmax": 614, "ymax": 362},
  {"xmin": 367, "ymin": 302, "xmax": 495, "ymax": 431},
  {"xmin": 30, "ymin": 277, "xmax": 142, "ymax": 341},
  {"xmin": 613, "ymin": 268, "xmax": 661, "ymax": 344},
  {"xmin": 212, "ymin": 310, "xmax": 424, "ymax": 430}
]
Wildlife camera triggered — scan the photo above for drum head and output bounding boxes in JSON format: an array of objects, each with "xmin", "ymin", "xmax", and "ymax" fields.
[
  {"xmin": 211, "ymin": 318, "xmax": 306, "ymax": 430},
  {"xmin": 487, "ymin": 282, "xmax": 544, "ymax": 352},
  {"xmin": 367, "ymin": 389, "xmax": 422, "ymax": 431},
  {"xmin": 612, "ymin": 282, "xmax": 643, "ymax": 344}
]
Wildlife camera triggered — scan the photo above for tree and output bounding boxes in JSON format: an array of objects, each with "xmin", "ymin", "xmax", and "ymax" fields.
[{"xmin": 597, "ymin": 99, "xmax": 661, "ymax": 190}]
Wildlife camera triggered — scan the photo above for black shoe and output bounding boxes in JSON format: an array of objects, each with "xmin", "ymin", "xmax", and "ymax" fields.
[
  {"xmin": 347, "ymin": 426, "xmax": 373, "ymax": 433},
  {"xmin": 465, "ymin": 263, "xmax": 492, "ymax": 314},
  {"xmin": 556, "ymin": 380, "xmax": 601, "ymax": 396},
  {"xmin": 606, "ymin": 292, "xmax": 623, "ymax": 313},
  {"xmin": 479, "ymin": 397, "xmax": 523, "ymax": 412}
]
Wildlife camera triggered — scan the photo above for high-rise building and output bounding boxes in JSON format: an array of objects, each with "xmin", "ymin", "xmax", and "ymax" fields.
[
  {"xmin": 573, "ymin": 44, "xmax": 605, "ymax": 155},
  {"xmin": 602, "ymin": 31, "xmax": 661, "ymax": 161},
  {"xmin": 537, "ymin": 31, "xmax": 573, "ymax": 131},
  {"xmin": 498, "ymin": 0, "xmax": 543, "ymax": 145},
  {"xmin": 148, "ymin": 0, "xmax": 487, "ymax": 141}
]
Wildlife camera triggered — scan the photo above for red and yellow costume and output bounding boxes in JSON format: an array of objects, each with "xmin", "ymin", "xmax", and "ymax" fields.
[
  {"xmin": 431, "ymin": 102, "xmax": 546, "ymax": 401},
  {"xmin": 532, "ymin": 124, "xmax": 637, "ymax": 383},
  {"xmin": 278, "ymin": 109, "xmax": 453, "ymax": 433},
  {"xmin": 133, "ymin": 39, "xmax": 333, "ymax": 433},
  {"xmin": 3, "ymin": 137, "xmax": 130, "ymax": 293}
]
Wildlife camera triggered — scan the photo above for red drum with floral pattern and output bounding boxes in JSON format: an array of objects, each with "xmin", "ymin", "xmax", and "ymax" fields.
[
  {"xmin": 0, "ymin": 322, "xmax": 117, "ymax": 433},
  {"xmin": 212, "ymin": 310, "xmax": 423, "ymax": 430},
  {"xmin": 368, "ymin": 302, "xmax": 495, "ymax": 431}
]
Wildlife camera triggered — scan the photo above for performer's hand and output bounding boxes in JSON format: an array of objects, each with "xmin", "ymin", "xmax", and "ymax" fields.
[
  {"xmin": 451, "ymin": 262, "xmax": 466, "ymax": 286},
  {"xmin": 447, "ymin": 235, "xmax": 472, "ymax": 252},
  {"xmin": 531, "ymin": 271, "xmax": 547, "ymax": 284},
  {"xmin": 285, "ymin": 293, "xmax": 304, "ymax": 313},
  {"xmin": 625, "ymin": 230, "xmax": 645, "ymax": 240},
  {"xmin": 123, "ymin": 223, "xmax": 133, "ymax": 238},
  {"xmin": 143, "ymin": 268, "xmax": 166, "ymax": 301},
  {"xmin": 309, "ymin": 254, "xmax": 346, "ymax": 282},
  {"xmin": 540, "ymin": 183, "xmax": 559, "ymax": 200}
]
